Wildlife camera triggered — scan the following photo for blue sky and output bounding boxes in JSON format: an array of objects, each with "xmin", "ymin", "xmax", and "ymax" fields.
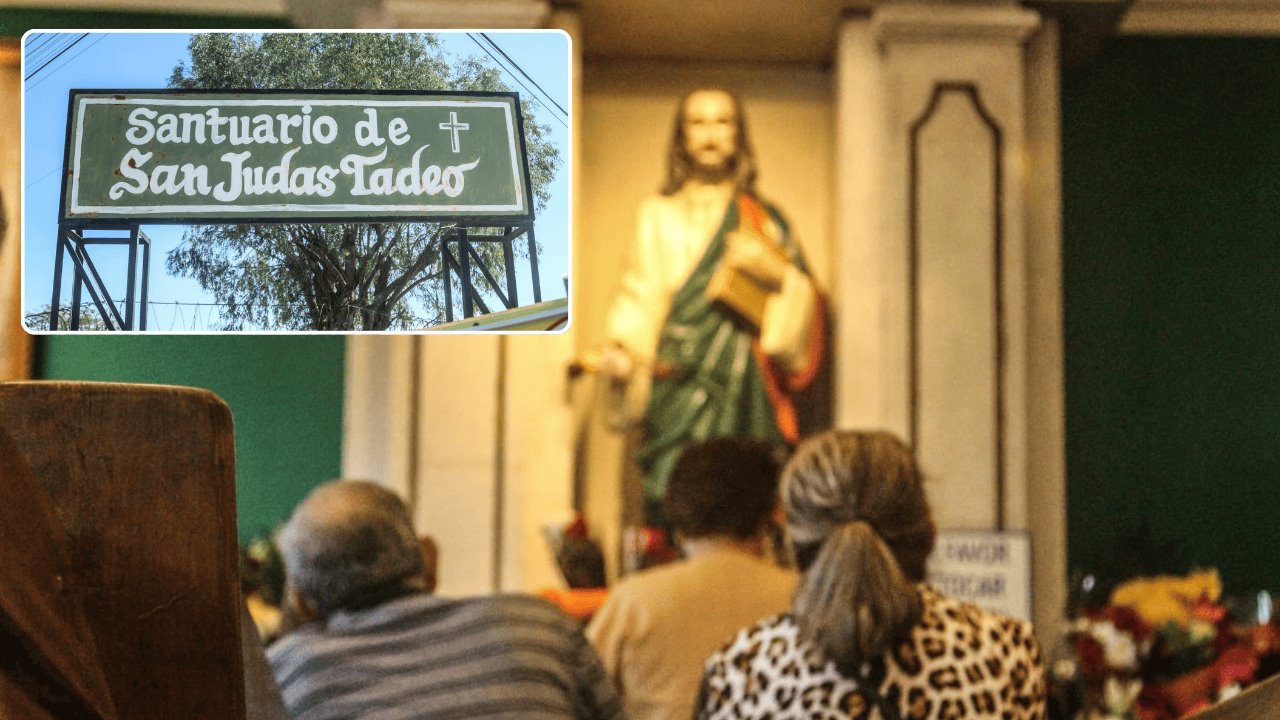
[{"xmin": 21, "ymin": 30, "xmax": 571, "ymax": 332}]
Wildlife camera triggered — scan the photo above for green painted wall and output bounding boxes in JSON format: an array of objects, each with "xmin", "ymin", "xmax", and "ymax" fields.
[
  {"xmin": 38, "ymin": 336, "xmax": 344, "ymax": 543},
  {"xmin": 1063, "ymin": 38, "xmax": 1280, "ymax": 596}
]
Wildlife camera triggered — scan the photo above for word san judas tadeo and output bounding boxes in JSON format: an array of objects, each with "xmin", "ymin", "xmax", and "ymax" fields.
[{"xmin": 61, "ymin": 91, "xmax": 532, "ymax": 222}]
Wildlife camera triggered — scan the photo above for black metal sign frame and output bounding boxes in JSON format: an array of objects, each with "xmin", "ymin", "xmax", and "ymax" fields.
[
  {"xmin": 49, "ymin": 224, "xmax": 151, "ymax": 331},
  {"xmin": 440, "ymin": 223, "xmax": 542, "ymax": 322},
  {"xmin": 58, "ymin": 88, "xmax": 538, "ymax": 226},
  {"xmin": 49, "ymin": 88, "xmax": 547, "ymax": 331}
]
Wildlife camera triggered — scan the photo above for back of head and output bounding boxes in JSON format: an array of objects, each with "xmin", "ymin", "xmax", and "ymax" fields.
[
  {"xmin": 277, "ymin": 480, "xmax": 424, "ymax": 617},
  {"xmin": 558, "ymin": 536, "xmax": 607, "ymax": 589},
  {"xmin": 782, "ymin": 430, "xmax": 935, "ymax": 676},
  {"xmin": 663, "ymin": 436, "xmax": 782, "ymax": 541}
]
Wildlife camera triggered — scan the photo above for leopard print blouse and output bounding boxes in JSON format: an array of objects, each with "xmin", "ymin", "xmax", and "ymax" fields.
[{"xmin": 695, "ymin": 585, "xmax": 1046, "ymax": 720}]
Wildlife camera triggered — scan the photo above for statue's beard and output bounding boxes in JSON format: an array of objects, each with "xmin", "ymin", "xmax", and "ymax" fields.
[{"xmin": 687, "ymin": 152, "xmax": 737, "ymax": 185}]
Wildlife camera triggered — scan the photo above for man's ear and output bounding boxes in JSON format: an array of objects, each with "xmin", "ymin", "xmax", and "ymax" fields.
[
  {"xmin": 279, "ymin": 583, "xmax": 319, "ymax": 635},
  {"xmin": 770, "ymin": 503, "xmax": 785, "ymax": 530},
  {"xmin": 419, "ymin": 535, "xmax": 439, "ymax": 595}
]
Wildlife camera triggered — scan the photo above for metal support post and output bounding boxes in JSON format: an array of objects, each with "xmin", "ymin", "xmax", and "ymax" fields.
[
  {"xmin": 124, "ymin": 225, "xmax": 139, "ymax": 330},
  {"xmin": 458, "ymin": 226, "xmax": 474, "ymax": 319},
  {"xmin": 502, "ymin": 226, "xmax": 519, "ymax": 308},
  {"xmin": 526, "ymin": 222, "xmax": 542, "ymax": 303},
  {"xmin": 50, "ymin": 225, "xmax": 66, "ymax": 331},
  {"xmin": 442, "ymin": 238, "xmax": 454, "ymax": 322},
  {"xmin": 69, "ymin": 241, "xmax": 82, "ymax": 330},
  {"xmin": 139, "ymin": 233, "xmax": 151, "ymax": 330}
]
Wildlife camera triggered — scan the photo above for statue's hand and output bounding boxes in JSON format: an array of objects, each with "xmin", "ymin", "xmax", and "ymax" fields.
[
  {"xmin": 598, "ymin": 344, "xmax": 634, "ymax": 384},
  {"xmin": 724, "ymin": 231, "xmax": 787, "ymax": 291},
  {"xmin": 595, "ymin": 344, "xmax": 645, "ymax": 433}
]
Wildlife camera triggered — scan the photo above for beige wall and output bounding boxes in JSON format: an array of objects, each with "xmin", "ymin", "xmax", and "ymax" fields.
[{"xmin": 576, "ymin": 59, "xmax": 834, "ymax": 572}]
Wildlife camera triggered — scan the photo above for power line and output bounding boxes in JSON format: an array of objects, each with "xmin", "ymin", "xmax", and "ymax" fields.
[
  {"xmin": 479, "ymin": 33, "xmax": 568, "ymax": 119},
  {"xmin": 478, "ymin": 33, "xmax": 569, "ymax": 125},
  {"xmin": 25, "ymin": 34, "xmax": 86, "ymax": 84},
  {"xmin": 43, "ymin": 290, "xmax": 475, "ymax": 330},
  {"xmin": 464, "ymin": 34, "xmax": 547, "ymax": 117},
  {"xmin": 465, "ymin": 33, "xmax": 568, "ymax": 130},
  {"xmin": 25, "ymin": 165, "xmax": 62, "ymax": 190},
  {"xmin": 24, "ymin": 34, "xmax": 58, "ymax": 59},
  {"xmin": 28, "ymin": 35, "xmax": 107, "ymax": 91},
  {"xmin": 24, "ymin": 34, "xmax": 69, "ymax": 68},
  {"xmin": 25, "ymin": 33, "xmax": 86, "ymax": 81}
]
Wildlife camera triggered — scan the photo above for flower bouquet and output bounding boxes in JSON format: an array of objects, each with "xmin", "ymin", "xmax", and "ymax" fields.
[{"xmin": 1055, "ymin": 569, "xmax": 1279, "ymax": 719}]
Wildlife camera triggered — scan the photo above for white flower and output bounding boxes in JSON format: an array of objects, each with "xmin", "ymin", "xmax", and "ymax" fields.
[
  {"xmin": 1188, "ymin": 618, "xmax": 1216, "ymax": 646},
  {"xmin": 1090, "ymin": 620, "xmax": 1140, "ymax": 671},
  {"xmin": 1103, "ymin": 677, "xmax": 1143, "ymax": 715},
  {"xmin": 247, "ymin": 537, "xmax": 274, "ymax": 563}
]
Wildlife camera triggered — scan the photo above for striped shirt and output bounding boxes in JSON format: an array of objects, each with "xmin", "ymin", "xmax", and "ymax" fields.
[{"xmin": 267, "ymin": 593, "xmax": 624, "ymax": 720}]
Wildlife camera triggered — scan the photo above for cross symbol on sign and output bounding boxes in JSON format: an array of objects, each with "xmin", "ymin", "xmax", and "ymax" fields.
[{"xmin": 439, "ymin": 111, "xmax": 470, "ymax": 153}]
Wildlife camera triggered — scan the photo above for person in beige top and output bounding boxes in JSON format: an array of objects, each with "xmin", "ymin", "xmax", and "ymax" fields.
[{"xmin": 586, "ymin": 437, "xmax": 797, "ymax": 720}]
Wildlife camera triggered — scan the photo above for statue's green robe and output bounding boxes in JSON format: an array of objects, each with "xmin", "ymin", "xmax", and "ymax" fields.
[{"xmin": 637, "ymin": 194, "xmax": 822, "ymax": 502}]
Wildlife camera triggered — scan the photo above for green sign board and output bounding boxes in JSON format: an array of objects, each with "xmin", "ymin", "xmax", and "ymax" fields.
[{"xmin": 60, "ymin": 90, "xmax": 533, "ymax": 223}]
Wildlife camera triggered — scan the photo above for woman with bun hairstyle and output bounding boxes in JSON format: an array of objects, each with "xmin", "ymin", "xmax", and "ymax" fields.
[{"xmin": 695, "ymin": 430, "xmax": 1046, "ymax": 719}]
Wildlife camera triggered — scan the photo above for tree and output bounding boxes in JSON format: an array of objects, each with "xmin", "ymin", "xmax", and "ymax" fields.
[
  {"xmin": 167, "ymin": 33, "xmax": 561, "ymax": 330},
  {"xmin": 25, "ymin": 304, "xmax": 109, "ymax": 331}
]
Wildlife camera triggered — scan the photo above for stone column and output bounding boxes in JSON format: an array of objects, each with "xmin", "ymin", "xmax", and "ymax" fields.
[
  {"xmin": 342, "ymin": 8, "xmax": 575, "ymax": 595},
  {"xmin": 0, "ymin": 40, "xmax": 30, "ymax": 380},
  {"xmin": 835, "ymin": 1, "xmax": 1066, "ymax": 638}
]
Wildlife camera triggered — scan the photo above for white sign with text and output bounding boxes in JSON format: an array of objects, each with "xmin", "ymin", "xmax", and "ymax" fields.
[{"xmin": 926, "ymin": 530, "xmax": 1032, "ymax": 622}]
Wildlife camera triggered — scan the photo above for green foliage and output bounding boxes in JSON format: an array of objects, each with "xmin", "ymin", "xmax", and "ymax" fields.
[
  {"xmin": 25, "ymin": 303, "xmax": 110, "ymax": 331},
  {"xmin": 167, "ymin": 33, "xmax": 561, "ymax": 330},
  {"xmin": 241, "ymin": 528, "xmax": 286, "ymax": 606}
]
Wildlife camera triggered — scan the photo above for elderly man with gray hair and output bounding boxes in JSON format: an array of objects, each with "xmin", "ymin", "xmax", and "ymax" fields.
[{"xmin": 268, "ymin": 480, "xmax": 623, "ymax": 720}]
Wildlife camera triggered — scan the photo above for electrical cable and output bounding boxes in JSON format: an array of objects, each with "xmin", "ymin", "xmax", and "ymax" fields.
[
  {"xmin": 27, "ymin": 35, "xmax": 107, "ymax": 90},
  {"xmin": 478, "ymin": 33, "xmax": 568, "ymax": 119},
  {"xmin": 465, "ymin": 33, "xmax": 568, "ymax": 129},
  {"xmin": 25, "ymin": 33, "xmax": 86, "ymax": 81},
  {"xmin": 24, "ymin": 34, "xmax": 70, "ymax": 68}
]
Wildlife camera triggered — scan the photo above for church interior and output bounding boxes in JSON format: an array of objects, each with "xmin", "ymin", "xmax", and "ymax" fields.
[{"xmin": 3, "ymin": 1, "xmax": 1280, "ymax": 718}]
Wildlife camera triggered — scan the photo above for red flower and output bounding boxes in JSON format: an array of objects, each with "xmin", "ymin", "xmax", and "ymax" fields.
[
  {"xmin": 1248, "ymin": 623, "xmax": 1280, "ymax": 654},
  {"xmin": 1178, "ymin": 700, "xmax": 1212, "ymax": 718},
  {"xmin": 1075, "ymin": 634, "xmax": 1107, "ymax": 679},
  {"xmin": 563, "ymin": 514, "xmax": 589, "ymax": 541},
  {"xmin": 1191, "ymin": 599, "xmax": 1226, "ymax": 625},
  {"xmin": 1135, "ymin": 683, "xmax": 1175, "ymax": 720},
  {"xmin": 1215, "ymin": 644, "xmax": 1259, "ymax": 689},
  {"xmin": 1108, "ymin": 605, "xmax": 1154, "ymax": 642},
  {"xmin": 1156, "ymin": 664, "xmax": 1216, "ymax": 717}
]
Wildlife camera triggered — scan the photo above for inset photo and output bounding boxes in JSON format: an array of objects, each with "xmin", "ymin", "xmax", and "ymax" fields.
[{"xmin": 22, "ymin": 30, "xmax": 570, "ymax": 332}]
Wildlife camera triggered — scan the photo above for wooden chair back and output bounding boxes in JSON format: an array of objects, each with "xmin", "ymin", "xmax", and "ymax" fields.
[{"xmin": 0, "ymin": 381, "xmax": 245, "ymax": 720}]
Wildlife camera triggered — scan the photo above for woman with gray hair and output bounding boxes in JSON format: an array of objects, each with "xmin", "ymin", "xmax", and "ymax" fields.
[{"xmin": 695, "ymin": 430, "xmax": 1047, "ymax": 719}]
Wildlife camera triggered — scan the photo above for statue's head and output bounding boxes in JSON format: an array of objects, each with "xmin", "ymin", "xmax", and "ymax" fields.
[{"xmin": 662, "ymin": 87, "xmax": 757, "ymax": 196}]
